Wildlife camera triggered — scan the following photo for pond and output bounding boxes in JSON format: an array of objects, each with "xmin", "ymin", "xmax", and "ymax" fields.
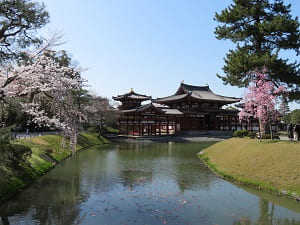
[{"xmin": 0, "ymin": 142, "xmax": 300, "ymax": 225}]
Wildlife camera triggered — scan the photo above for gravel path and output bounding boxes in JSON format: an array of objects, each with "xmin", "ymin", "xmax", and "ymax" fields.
[{"xmin": 113, "ymin": 135, "xmax": 229, "ymax": 143}]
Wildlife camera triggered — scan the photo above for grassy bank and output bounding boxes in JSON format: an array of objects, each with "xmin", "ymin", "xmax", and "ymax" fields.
[
  {"xmin": 198, "ymin": 138, "xmax": 300, "ymax": 199},
  {"xmin": 0, "ymin": 132, "xmax": 109, "ymax": 202}
]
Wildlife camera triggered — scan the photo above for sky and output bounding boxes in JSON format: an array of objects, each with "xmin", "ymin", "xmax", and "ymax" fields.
[{"xmin": 40, "ymin": 0, "xmax": 300, "ymax": 109}]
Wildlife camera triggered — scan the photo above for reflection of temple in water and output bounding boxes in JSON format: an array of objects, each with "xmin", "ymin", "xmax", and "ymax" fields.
[{"xmin": 120, "ymin": 169, "xmax": 153, "ymax": 190}]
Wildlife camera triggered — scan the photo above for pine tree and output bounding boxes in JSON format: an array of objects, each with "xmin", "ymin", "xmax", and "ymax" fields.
[
  {"xmin": 279, "ymin": 97, "xmax": 290, "ymax": 124},
  {"xmin": 0, "ymin": 0, "xmax": 49, "ymax": 64},
  {"xmin": 215, "ymin": 0, "xmax": 300, "ymax": 100}
]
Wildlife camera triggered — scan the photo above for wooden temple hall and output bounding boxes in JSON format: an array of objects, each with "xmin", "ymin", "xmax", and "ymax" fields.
[{"xmin": 113, "ymin": 83, "xmax": 242, "ymax": 136}]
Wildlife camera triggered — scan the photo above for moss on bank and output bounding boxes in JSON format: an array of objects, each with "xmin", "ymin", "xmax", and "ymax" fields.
[
  {"xmin": 0, "ymin": 132, "xmax": 109, "ymax": 202},
  {"xmin": 198, "ymin": 138, "xmax": 300, "ymax": 200}
]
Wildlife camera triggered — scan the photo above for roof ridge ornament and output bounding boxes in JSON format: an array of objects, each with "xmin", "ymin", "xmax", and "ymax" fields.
[{"xmin": 130, "ymin": 88, "xmax": 133, "ymax": 93}]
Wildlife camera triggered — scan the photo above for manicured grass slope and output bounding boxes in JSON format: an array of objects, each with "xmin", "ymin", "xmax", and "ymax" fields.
[
  {"xmin": 199, "ymin": 138, "xmax": 300, "ymax": 197},
  {"xmin": 0, "ymin": 132, "xmax": 108, "ymax": 202}
]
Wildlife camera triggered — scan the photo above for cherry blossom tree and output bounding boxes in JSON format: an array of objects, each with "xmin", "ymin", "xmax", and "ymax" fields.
[
  {"xmin": 239, "ymin": 70, "xmax": 286, "ymax": 139},
  {"xmin": 85, "ymin": 95, "xmax": 118, "ymax": 136},
  {"xmin": 0, "ymin": 45, "xmax": 86, "ymax": 154}
]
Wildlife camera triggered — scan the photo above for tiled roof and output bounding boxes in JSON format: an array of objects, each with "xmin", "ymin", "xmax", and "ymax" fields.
[
  {"xmin": 153, "ymin": 83, "xmax": 240, "ymax": 104},
  {"xmin": 113, "ymin": 90, "xmax": 151, "ymax": 101},
  {"xmin": 120, "ymin": 103, "xmax": 183, "ymax": 115},
  {"xmin": 160, "ymin": 108, "xmax": 183, "ymax": 115},
  {"xmin": 153, "ymin": 94, "xmax": 188, "ymax": 103}
]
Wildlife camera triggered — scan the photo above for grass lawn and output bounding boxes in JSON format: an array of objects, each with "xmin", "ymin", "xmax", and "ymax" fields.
[
  {"xmin": 198, "ymin": 138, "xmax": 300, "ymax": 198},
  {"xmin": 0, "ymin": 132, "xmax": 108, "ymax": 202},
  {"xmin": 15, "ymin": 132, "xmax": 109, "ymax": 169}
]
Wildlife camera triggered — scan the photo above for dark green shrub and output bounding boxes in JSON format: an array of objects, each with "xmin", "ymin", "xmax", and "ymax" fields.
[
  {"xmin": 0, "ymin": 144, "xmax": 32, "ymax": 169},
  {"xmin": 248, "ymin": 132, "xmax": 256, "ymax": 139},
  {"xmin": 103, "ymin": 126, "xmax": 119, "ymax": 134},
  {"xmin": 86, "ymin": 126, "xmax": 98, "ymax": 133},
  {"xmin": 233, "ymin": 130, "xmax": 249, "ymax": 138},
  {"xmin": 45, "ymin": 148, "xmax": 53, "ymax": 155},
  {"xmin": 261, "ymin": 134, "xmax": 280, "ymax": 140},
  {"xmin": 0, "ymin": 126, "xmax": 13, "ymax": 144}
]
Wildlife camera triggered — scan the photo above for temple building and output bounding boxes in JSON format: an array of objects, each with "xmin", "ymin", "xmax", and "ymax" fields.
[{"xmin": 113, "ymin": 82, "xmax": 243, "ymax": 136}]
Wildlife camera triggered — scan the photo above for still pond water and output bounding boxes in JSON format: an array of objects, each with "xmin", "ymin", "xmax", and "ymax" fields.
[{"xmin": 0, "ymin": 142, "xmax": 300, "ymax": 225}]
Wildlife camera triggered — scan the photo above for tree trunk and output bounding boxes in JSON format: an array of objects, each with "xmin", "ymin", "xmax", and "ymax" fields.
[
  {"xmin": 70, "ymin": 123, "xmax": 78, "ymax": 155},
  {"xmin": 71, "ymin": 136, "xmax": 77, "ymax": 155},
  {"xmin": 259, "ymin": 119, "xmax": 265, "ymax": 134},
  {"xmin": 270, "ymin": 121, "xmax": 273, "ymax": 140},
  {"xmin": 61, "ymin": 136, "xmax": 66, "ymax": 149}
]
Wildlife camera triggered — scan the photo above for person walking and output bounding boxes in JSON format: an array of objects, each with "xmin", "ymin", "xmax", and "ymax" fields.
[
  {"xmin": 288, "ymin": 123, "xmax": 294, "ymax": 141},
  {"xmin": 294, "ymin": 124, "xmax": 300, "ymax": 141}
]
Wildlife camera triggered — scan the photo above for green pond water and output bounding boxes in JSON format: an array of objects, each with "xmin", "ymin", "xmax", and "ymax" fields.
[{"xmin": 0, "ymin": 142, "xmax": 300, "ymax": 225}]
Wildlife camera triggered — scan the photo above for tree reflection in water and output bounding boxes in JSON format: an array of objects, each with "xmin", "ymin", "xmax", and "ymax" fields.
[
  {"xmin": 0, "ymin": 143, "xmax": 299, "ymax": 225},
  {"xmin": 233, "ymin": 199, "xmax": 300, "ymax": 225},
  {"xmin": 0, "ymin": 155, "xmax": 87, "ymax": 225}
]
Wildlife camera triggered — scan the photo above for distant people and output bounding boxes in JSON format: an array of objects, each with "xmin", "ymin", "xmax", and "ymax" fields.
[
  {"xmin": 13, "ymin": 126, "xmax": 18, "ymax": 139},
  {"xmin": 26, "ymin": 128, "xmax": 29, "ymax": 135},
  {"xmin": 294, "ymin": 124, "xmax": 300, "ymax": 141},
  {"xmin": 288, "ymin": 123, "xmax": 294, "ymax": 141}
]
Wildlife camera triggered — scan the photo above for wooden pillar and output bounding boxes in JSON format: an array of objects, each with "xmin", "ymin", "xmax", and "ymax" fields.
[
  {"xmin": 132, "ymin": 118, "xmax": 135, "ymax": 136},
  {"xmin": 222, "ymin": 117, "xmax": 224, "ymax": 130},
  {"xmin": 146, "ymin": 123, "xmax": 148, "ymax": 136},
  {"xmin": 173, "ymin": 120, "xmax": 177, "ymax": 134},
  {"xmin": 138, "ymin": 120, "xmax": 141, "ymax": 136},
  {"xmin": 167, "ymin": 121, "xmax": 169, "ymax": 135},
  {"xmin": 226, "ymin": 117, "xmax": 228, "ymax": 130},
  {"xmin": 221, "ymin": 117, "xmax": 223, "ymax": 130},
  {"xmin": 159, "ymin": 122, "xmax": 161, "ymax": 136}
]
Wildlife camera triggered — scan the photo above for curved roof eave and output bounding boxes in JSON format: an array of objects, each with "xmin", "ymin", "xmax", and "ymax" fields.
[
  {"xmin": 112, "ymin": 91, "xmax": 151, "ymax": 101},
  {"xmin": 152, "ymin": 94, "xmax": 188, "ymax": 103}
]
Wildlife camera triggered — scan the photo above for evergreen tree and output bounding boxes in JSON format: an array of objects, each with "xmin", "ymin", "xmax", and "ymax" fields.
[
  {"xmin": 290, "ymin": 109, "xmax": 300, "ymax": 124},
  {"xmin": 215, "ymin": 0, "xmax": 300, "ymax": 100},
  {"xmin": 278, "ymin": 97, "xmax": 290, "ymax": 124},
  {"xmin": 0, "ymin": 0, "xmax": 49, "ymax": 64}
]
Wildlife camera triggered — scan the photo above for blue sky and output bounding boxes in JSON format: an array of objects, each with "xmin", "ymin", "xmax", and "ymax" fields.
[{"xmin": 41, "ymin": 0, "xmax": 299, "ymax": 109}]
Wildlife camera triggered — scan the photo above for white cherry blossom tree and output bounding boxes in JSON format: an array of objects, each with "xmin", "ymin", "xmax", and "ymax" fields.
[{"xmin": 0, "ymin": 45, "xmax": 86, "ymax": 154}]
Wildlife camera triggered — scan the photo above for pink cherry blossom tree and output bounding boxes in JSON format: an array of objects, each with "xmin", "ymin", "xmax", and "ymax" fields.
[{"xmin": 239, "ymin": 69, "xmax": 286, "ymax": 139}]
